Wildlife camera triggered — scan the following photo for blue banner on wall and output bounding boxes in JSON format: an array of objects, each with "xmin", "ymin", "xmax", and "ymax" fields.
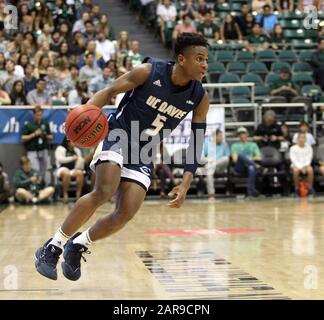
[{"xmin": 0, "ymin": 108, "xmax": 116, "ymax": 145}]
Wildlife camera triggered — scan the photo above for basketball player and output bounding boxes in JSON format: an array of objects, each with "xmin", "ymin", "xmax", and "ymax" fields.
[{"xmin": 35, "ymin": 33, "xmax": 209, "ymax": 281}]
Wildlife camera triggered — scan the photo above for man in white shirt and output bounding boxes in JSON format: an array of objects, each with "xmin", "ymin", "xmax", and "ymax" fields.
[
  {"xmin": 156, "ymin": 0, "xmax": 177, "ymax": 45},
  {"xmin": 289, "ymin": 132, "xmax": 314, "ymax": 195},
  {"xmin": 95, "ymin": 30, "xmax": 116, "ymax": 62}
]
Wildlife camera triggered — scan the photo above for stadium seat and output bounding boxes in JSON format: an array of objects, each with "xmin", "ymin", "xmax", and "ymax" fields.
[
  {"xmin": 227, "ymin": 62, "xmax": 246, "ymax": 74},
  {"xmin": 215, "ymin": 51, "xmax": 235, "ymax": 63},
  {"xmin": 283, "ymin": 29, "xmax": 306, "ymax": 41},
  {"xmin": 255, "ymin": 85, "xmax": 271, "ymax": 97},
  {"xmin": 247, "ymin": 62, "xmax": 268, "ymax": 75},
  {"xmin": 256, "ymin": 50, "xmax": 277, "ymax": 62},
  {"xmin": 292, "ymin": 73, "xmax": 314, "ymax": 86},
  {"xmin": 241, "ymin": 73, "xmax": 263, "ymax": 85},
  {"xmin": 278, "ymin": 50, "xmax": 298, "ymax": 63},
  {"xmin": 235, "ymin": 51, "xmax": 254, "ymax": 62},
  {"xmin": 280, "ymin": 19, "xmax": 301, "ymax": 29},
  {"xmin": 292, "ymin": 62, "xmax": 313, "ymax": 73},
  {"xmin": 301, "ymin": 85, "xmax": 322, "ymax": 96},
  {"xmin": 230, "ymin": 87, "xmax": 251, "ymax": 102},
  {"xmin": 208, "ymin": 62, "xmax": 226, "ymax": 73},
  {"xmin": 265, "ymin": 72, "xmax": 280, "ymax": 86},
  {"xmin": 271, "ymin": 62, "xmax": 291, "ymax": 72},
  {"xmin": 299, "ymin": 51, "xmax": 315, "ymax": 62},
  {"xmin": 219, "ymin": 73, "xmax": 240, "ymax": 83},
  {"xmin": 231, "ymin": 3, "xmax": 242, "ymax": 11}
]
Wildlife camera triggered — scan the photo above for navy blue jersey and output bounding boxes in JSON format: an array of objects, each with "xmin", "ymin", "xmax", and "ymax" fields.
[{"xmin": 109, "ymin": 57, "xmax": 205, "ymax": 146}]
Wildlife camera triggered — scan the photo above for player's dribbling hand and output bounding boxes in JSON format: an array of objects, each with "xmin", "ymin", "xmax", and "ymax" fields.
[{"xmin": 168, "ymin": 185, "xmax": 187, "ymax": 209}]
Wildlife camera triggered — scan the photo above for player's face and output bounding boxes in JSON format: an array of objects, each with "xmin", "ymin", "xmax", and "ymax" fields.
[{"xmin": 182, "ymin": 46, "xmax": 208, "ymax": 81}]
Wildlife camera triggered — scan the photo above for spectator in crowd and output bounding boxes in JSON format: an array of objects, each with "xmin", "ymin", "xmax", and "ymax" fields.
[
  {"xmin": 118, "ymin": 56, "xmax": 133, "ymax": 76},
  {"xmin": 298, "ymin": 0, "xmax": 321, "ymax": 12},
  {"xmin": 22, "ymin": 105, "xmax": 53, "ymax": 178},
  {"xmin": 276, "ymin": 0, "xmax": 294, "ymax": 12},
  {"xmin": 292, "ymin": 121, "xmax": 316, "ymax": 146},
  {"xmin": 34, "ymin": 54, "xmax": 51, "ymax": 80},
  {"xmin": 27, "ymin": 79, "xmax": 51, "ymax": 105},
  {"xmin": 23, "ymin": 63, "xmax": 37, "ymax": 94},
  {"xmin": 220, "ymin": 15, "xmax": 243, "ymax": 41},
  {"xmin": 235, "ymin": 2, "xmax": 253, "ymax": 36},
  {"xmin": 34, "ymin": 1, "xmax": 54, "ymax": 31},
  {"xmin": 58, "ymin": 42, "xmax": 71, "ymax": 61},
  {"xmin": 152, "ymin": 142, "xmax": 176, "ymax": 198},
  {"xmin": 0, "ymin": 59, "xmax": 22, "ymax": 94},
  {"xmin": 197, "ymin": 10, "xmax": 219, "ymax": 40},
  {"xmin": 79, "ymin": 52, "xmax": 102, "ymax": 83},
  {"xmin": 84, "ymin": 20, "xmax": 96, "ymax": 41},
  {"xmin": 116, "ymin": 30, "xmax": 131, "ymax": 54},
  {"xmin": 173, "ymin": 15, "xmax": 198, "ymax": 41},
  {"xmin": 50, "ymin": 30, "xmax": 64, "ymax": 53},
  {"xmin": 256, "ymin": 5, "xmax": 278, "ymax": 33},
  {"xmin": 98, "ymin": 14, "xmax": 115, "ymax": 40},
  {"xmin": 55, "ymin": 137, "xmax": 85, "ymax": 203},
  {"xmin": 270, "ymin": 24, "xmax": 287, "ymax": 50},
  {"xmin": 69, "ymin": 31, "xmax": 86, "ymax": 57},
  {"xmin": 310, "ymin": 38, "xmax": 324, "ymax": 90},
  {"xmin": 106, "ymin": 59, "xmax": 119, "ymax": 78},
  {"xmin": 91, "ymin": 4, "xmax": 101, "ymax": 26},
  {"xmin": 68, "ymin": 79, "xmax": 90, "ymax": 106},
  {"xmin": 72, "ymin": 12, "xmax": 91, "ymax": 34},
  {"xmin": 270, "ymin": 67, "xmax": 299, "ymax": 102},
  {"xmin": 280, "ymin": 122, "xmax": 292, "ymax": 155},
  {"xmin": 253, "ymin": 110, "xmax": 284, "ymax": 149},
  {"xmin": 0, "ymin": 162, "xmax": 11, "ymax": 204},
  {"xmin": 13, "ymin": 156, "xmax": 54, "ymax": 204},
  {"xmin": 59, "ymin": 22, "xmax": 72, "ymax": 43},
  {"xmin": 10, "ymin": 80, "xmax": 27, "ymax": 105},
  {"xmin": 15, "ymin": 53, "xmax": 30, "ymax": 78},
  {"xmin": 76, "ymin": 0, "xmax": 93, "ymax": 20},
  {"xmin": 127, "ymin": 40, "xmax": 144, "ymax": 67},
  {"xmin": 55, "ymin": 57, "xmax": 71, "ymax": 82},
  {"xmin": 231, "ymin": 127, "xmax": 261, "ymax": 197},
  {"xmin": 35, "ymin": 41, "xmax": 56, "ymax": 67},
  {"xmin": 252, "ymin": 0, "xmax": 273, "ymax": 13},
  {"xmin": 0, "ymin": 87, "xmax": 11, "ymax": 105},
  {"xmin": 241, "ymin": 13, "xmax": 255, "ymax": 37},
  {"xmin": 44, "ymin": 65, "xmax": 63, "ymax": 100},
  {"xmin": 203, "ymin": 129, "xmax": 230, "ymax": 201},
  {"xmin": 289, "ymin": 132, "xmax": 314, "ymax": 196},
  {"xmin": 89, "ymin": 66, "xmax": 114, "ymax": 94},
  {"xmin": 245, "ymin": 23, "xmax": 269, "ymax": 52},
  {"xmin": 0, "ymin": 52, "xmax": 6, "ymax": 76},
  {"xmin": 180, "ymin": 0, "xmax": 199, "ymax": 20},
  {"xmin": 37, "ymin": 23, "xmax": 53, "ymax": 46},
  {"xmin": 62, "ymin": 64, "xmax": 79, "ymax": 98},
  {"xmin": 156, "ymin": 0, "xmax": 177, "ymax": 46},
  {"xmin": 197, "ymin": 0, "xmax": 212, "ymax": 20},
  {"xmin": 95, "ymin": 30, "xmax": 116, "ymax": 63},
  {"xmin": 52, "ymin": 0, "xmax": 75, "ymax": 26},
  {"xmin": 79, "ymin": 40, "xmax": 105, "ymax": 69}
]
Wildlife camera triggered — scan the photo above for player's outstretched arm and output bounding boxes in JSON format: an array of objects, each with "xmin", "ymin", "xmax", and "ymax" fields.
[
  {"xmin": 88, "ymin": 63, "xmax": 152, "ymax": 108},
  {"xmin": 168, "ymin": 93, "xmax": 209, "ymax": 208}
]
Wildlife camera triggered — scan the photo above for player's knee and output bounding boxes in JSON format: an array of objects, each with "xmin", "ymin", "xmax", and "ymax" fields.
[{"xmin": 91, "ymin": 185, "xmax": 114, "ymax": 203}]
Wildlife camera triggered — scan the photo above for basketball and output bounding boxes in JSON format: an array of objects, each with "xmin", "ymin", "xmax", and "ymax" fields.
[{"xmin": 65, "ymin": 104, "xmax": 108, "ymax": 148}]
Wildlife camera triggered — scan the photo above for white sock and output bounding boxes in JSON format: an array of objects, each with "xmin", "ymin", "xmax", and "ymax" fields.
[
  {"xmin": 73, "ymin": 229, "xmax": 93, "ymax": 247},
  {"xmin": 48, "ymin": 227, "xmax": 70, "ymax": 248}
]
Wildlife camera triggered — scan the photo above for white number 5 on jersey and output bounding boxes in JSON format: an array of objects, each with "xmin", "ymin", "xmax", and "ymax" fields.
[{"xmin": 144, "ymin": 114, "xmax": 167, "ymax": 136}]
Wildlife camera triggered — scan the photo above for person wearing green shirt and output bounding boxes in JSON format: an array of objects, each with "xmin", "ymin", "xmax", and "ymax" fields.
[
  {"xmin": 127, "ymin": 41, "xmax": 144, "ymax": 67},
  {"xmin": 231, "ymin": 127, "xmax": 261, "ymax": 197},
  {"xmin": 13, "ymin": 156, "xmax": 54, "ymax": 204},
  {"xmin": 22, "ymin": 105, "xmax": 53, "ymax": 179},
  {"xmin": 245, "ymin": 23, "xmax": 270, "ymax": 53},
  {"xmin": 270, "ymin": 67, "xmax": 299, "ymax": 102}
]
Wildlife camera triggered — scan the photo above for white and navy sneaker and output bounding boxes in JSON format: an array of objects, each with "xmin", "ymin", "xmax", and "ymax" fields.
[
  {"xmin": 35, "ymin": 239, "xmax": 62, "ymax": 280},
  {"xmin": 61, "ymin": 233, "xmax": 90, "ymax": 281}
]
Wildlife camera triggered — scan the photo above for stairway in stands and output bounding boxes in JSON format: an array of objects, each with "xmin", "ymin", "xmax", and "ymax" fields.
[{"xmin": 95, "ymin": 0, "xmax": 171, "ymax": 60}]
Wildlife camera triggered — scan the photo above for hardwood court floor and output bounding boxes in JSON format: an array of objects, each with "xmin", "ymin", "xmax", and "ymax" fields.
[{"xmin": 0, "ymin": 197, "xmax": 323, "ymax": 300}]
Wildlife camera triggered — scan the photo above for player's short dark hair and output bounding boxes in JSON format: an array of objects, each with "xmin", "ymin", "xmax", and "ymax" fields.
[{"xmin": 174, "ymin": 33, "xmax": 208, "ymax": 57}]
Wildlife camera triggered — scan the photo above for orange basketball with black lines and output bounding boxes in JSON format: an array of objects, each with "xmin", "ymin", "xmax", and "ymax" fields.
[{"xmin": 65, "ymin": 104, "xmax": 109, "ymax": 148}]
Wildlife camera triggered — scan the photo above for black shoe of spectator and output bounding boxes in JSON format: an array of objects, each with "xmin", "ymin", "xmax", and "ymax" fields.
[{"xmin": 247, "ymin": 191, "xmax": 259, "ymax": 198}]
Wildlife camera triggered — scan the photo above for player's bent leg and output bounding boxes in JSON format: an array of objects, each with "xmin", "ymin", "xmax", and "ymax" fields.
[
  {"xmin": 61, "ymin": 181, "xmax": 146, "ymax": 281},
  {"xmin": 35, "ymin": 162, "xmax": 121, "ymax": 280},
  {"xmin": 89, "ymin": 181, "xmax": 146, "ymax": 241}
]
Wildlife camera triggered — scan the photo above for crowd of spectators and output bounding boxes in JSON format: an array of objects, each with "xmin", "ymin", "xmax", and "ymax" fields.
[{"xmin": 0, "ymin": 0, "xmax": 144, "ymax": 106}]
